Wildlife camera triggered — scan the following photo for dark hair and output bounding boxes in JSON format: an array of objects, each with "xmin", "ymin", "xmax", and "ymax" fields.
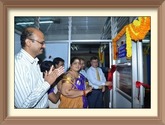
[
  {"xmin": 70, "ymin": 57, "xmax": 80, "ymax": 65},
  {"xmin": 79, "ymin": 57, "xmax": 85, "ymax": 61},
  {"xmin": 90, "ymin": 56, "xmax": 98, "ymax": 61},
  {"xmin": 66, "ymin": 57, "xmax": 80, "ymax": 71},
  {"xmin": 86, "ymin": 60, "xmax": 91, "ymax": 67},
  {"xmin": 40, "ymin": 60, "xmax": 54, "ymax": 72},
  {"xmin": 53, "ymin": 57, "xmax": 64, "ymax": 66},
  {"xmin": 20, "ymin": 27, "xmax": 34, "ymax": 48}
]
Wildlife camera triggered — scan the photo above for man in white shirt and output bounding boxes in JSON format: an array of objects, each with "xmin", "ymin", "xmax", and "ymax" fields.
[
  {"xmin": 87, "ymin": 56, "xmax": 112, "ymax": 108},
  {"xmin": 14, "ymin": 27, "xmax": 64, "ymax": 108}
]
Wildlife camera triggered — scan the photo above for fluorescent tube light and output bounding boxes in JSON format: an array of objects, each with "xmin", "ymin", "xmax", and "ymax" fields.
[
  {"xmin": 39, "ymin": 21, "xmax": 53, "ymax": 24},
  {"xmin": 16, "ymin": 21, "xmax": 53, "ymax": 25}
]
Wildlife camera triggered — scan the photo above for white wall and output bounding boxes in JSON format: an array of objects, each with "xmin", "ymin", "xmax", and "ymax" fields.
[
  {"xmin": 43, "ymin": 42, "xmax": 69, "ymax": 71},
  {"xmin": 14, "ymin": 33, "xmax": 21, "ymax": 55}
]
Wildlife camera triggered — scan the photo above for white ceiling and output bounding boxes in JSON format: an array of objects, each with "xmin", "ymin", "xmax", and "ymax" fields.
[{"xmin": 15, "ymin": 16, "xmax": 108, "ymax": 40}]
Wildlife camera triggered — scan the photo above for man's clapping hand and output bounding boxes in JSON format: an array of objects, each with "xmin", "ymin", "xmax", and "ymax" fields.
[{"xmin": 44, "ymin": 66, "xmax": 64, "ymax": 85}]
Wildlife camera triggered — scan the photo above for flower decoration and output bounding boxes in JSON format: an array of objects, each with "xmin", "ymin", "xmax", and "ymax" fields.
[
  {"xmin": 127, "ymin": 17, "xmax": 150, "ymax": 41},
  {"xmin": 126, "ymin": 27, "xmax": 132, "ymax": 59},
  {"xmin": 112, "ymin": 16, "xmax": 151, "ymax": 60}
]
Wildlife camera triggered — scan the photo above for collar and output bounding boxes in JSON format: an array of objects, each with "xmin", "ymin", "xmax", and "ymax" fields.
[
  {"xmin": 91, "ymin": 66, "xmax": 98, "ymax": 70},
  {"xmin": 21, "ymin": 49, "xmax": 39, "ymax": 64}
]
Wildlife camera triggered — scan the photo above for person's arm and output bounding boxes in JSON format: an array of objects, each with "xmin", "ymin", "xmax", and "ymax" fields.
[
  {"xmin": 99, "ymin": 68, "xmax": 112, "ymax": 86},
  {"xmin": 60, "ymin": 75, "xmax": 92, "ymax": 98},
  {"xmin": 48, "ymin": 90, "xmax": 60, "ymax": 104},
  {"xmin": 61, "ymin": 80, "xmax": 84, "ymax": 98},
  {"xmin": 14, "ymin": 61, "xmax": 50, "ymax": 108},
  {"xmin": 21, "ymin": 66, "xmax": 64, "ymax": 108}
]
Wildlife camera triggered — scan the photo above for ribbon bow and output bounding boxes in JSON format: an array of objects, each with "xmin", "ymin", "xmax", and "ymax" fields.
[{"xmin": 136, "ymin": 81, "xmax": 150, "ymax": 89}]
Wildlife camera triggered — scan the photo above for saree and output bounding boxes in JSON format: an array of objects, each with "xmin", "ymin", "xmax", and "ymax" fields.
[{"xmin": 59, "ymin": 73, "xmax": 88, "ymax": 108}]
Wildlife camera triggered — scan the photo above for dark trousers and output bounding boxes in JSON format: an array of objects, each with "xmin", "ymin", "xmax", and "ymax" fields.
[{"xmin": 87, "ymin": 89, "xmax": 103, "ymax": 108}]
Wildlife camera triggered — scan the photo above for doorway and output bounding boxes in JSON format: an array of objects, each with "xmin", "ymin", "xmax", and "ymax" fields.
[
  {"xmin": 71, "ymin": 42, "xmax": 111, "ymax": 108},
  {"xmin": 71, "ymin": 42, "xmax": 110, "ymax": 67}
]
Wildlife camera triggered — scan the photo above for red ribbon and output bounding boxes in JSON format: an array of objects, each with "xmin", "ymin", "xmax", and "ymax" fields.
[
  {"xmin": 107, "ymin": 65, "xmax": 116, "ymax": 90},
  {"xmin": 136, "ymin": 81, "xmax": 150, "ymax": 89},
  {"xmin": 108, "ymin": 85, "xmax": 113, "ymax": 90},
  {"xmin": 136, "ymin": 81, "xmax": 150, "ymax": 100}
]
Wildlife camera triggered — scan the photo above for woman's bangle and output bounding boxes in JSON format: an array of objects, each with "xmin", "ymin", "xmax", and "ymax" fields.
[{"xmin": 83, "ymin": 90, "xmax": 86, "ymax": 96}]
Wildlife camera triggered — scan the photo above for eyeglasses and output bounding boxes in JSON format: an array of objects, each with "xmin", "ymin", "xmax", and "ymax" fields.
[{"xmin": 29, "ymin": 38, "xmax": 45, "ymax": 46}]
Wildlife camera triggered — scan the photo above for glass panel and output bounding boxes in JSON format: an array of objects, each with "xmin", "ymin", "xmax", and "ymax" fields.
[
  {"xmin": 116, "ymin": 65, "xmax": 132, "ymax": 96},
  {"xmin": 71, "ymin": 17, "xmax": 107, "ymax": 40}
]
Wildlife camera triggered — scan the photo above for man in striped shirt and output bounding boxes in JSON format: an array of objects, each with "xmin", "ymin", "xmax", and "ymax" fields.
[{"xmin": 14, "ymin": 27, "xmax": 64, "ymax": 108}]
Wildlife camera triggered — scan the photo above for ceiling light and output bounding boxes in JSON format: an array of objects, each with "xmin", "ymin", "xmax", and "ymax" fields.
[{"xmin": 16, "ymin": 21, "xmax": 53, "ymax": 25}]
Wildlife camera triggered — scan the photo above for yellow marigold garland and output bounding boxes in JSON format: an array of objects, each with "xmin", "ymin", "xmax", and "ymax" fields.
[
  {"xmin": 128, "ymin": 17, "xmax": 150, "ymax": 41},
  {"xmin": 98, "ymin": 48, "xmax": 104, "ymax": 63},
  {"xmin": 113, "ymin": 16, "xmax": 151, "ymax": 60},
  {"xmin": 126, "ymin": 27, "xmax": 132, "ymax": 59}
]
